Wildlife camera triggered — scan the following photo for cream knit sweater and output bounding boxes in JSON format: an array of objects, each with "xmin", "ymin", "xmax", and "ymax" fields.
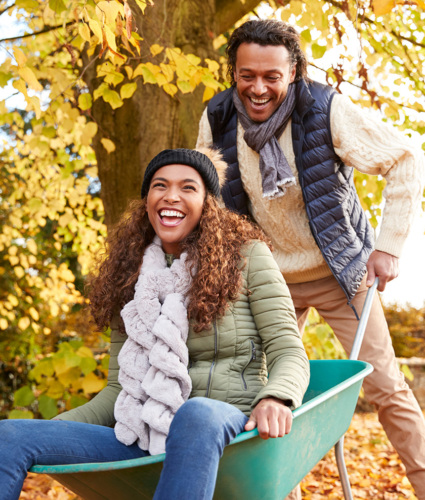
[{"xmin": 197, "ymin": 94, "xmax": 424, "ymax": 283}]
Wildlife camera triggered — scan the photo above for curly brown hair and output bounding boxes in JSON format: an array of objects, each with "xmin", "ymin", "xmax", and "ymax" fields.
[{"xmin": 86, "ymin": 195, "xmax": 271, "ymax": 334}]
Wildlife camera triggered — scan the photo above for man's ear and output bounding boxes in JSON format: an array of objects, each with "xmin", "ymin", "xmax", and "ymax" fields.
[{"xmin": 289, "ymin": 65, "xmax": 296, "ymax": 83}]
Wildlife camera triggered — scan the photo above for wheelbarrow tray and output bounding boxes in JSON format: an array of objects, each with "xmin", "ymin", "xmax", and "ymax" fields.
[{"xmin": 31, "ymin": 359, "xmax": 372, "ymax": 500}]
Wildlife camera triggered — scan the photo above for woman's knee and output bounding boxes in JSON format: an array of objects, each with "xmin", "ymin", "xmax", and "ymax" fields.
[{"xmin": 170, "ymin": 398, "xmax": 247, "ymax": 440}]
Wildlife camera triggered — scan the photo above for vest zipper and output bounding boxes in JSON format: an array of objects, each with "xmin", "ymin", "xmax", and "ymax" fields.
[
  {"xmin": 205, "ymin": 321, "xmax": 218, "ymax": 397},
  {"xmin": 241, "ymin": 340, "xmax": 256, "ymax": 391}
]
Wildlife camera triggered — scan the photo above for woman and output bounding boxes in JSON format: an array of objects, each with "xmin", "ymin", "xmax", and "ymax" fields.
[{"xmin": 0, "ymin": 148, "xmax": 310, "ymax": 500}]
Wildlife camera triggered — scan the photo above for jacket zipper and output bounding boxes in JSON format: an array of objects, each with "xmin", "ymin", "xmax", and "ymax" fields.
[
  {"xmin": 241, "ymin": 340, "xmax": 256, "ymax": 391},
  {"xmin": 205, "ymin": 321, "xmax": 218, "ymax": 397}
]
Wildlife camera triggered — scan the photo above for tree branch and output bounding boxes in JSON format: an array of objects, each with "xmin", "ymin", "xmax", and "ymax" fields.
[
  {"xmin": 0, "ymin": 21, "xmax": 75, "ymax": 43},
  {"xmin": 215, "ymin": 0, "xmax": 262, "ymax": 34},
  {"xmin": 309, "ymin": 61, "xmax": 422, "ymax": 113},
  {"xmin": 0, "ymin": 4, "xmax": 13, "ymax": 16}
]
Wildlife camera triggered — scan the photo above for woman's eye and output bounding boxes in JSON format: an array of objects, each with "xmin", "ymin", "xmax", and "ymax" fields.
[
  {"xmin": 183, "ymin": 185, "xmax": 196, "ymax": 191},
  {"xmin": 152, "ymin": 182, "xmax": 165, "ymax": 188}
]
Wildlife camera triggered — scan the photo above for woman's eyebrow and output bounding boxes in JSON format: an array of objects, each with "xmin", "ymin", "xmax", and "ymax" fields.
[{"xmin": 151, "ymin": 176, "xmax": 201, "ymax": 186}]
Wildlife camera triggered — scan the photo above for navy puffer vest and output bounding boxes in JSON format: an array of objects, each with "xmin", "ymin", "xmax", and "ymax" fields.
[{"xmin": 207, "ymin": 80, "xmax": 374, "ymax": 303}]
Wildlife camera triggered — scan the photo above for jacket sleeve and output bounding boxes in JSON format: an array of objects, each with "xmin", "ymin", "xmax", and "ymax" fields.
[
  {"xmin": 247, "ymin": 241, "xmax": 310, "ymax": 410},
  {"xmin": 54, "ymin": 316, "xmax": 125, "ymax": 426}
]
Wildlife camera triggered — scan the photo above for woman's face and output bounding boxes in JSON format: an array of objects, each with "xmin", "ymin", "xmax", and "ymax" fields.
[{"xmin": 146, "ymin": 164, "xmax": 206, "ymax": 256}]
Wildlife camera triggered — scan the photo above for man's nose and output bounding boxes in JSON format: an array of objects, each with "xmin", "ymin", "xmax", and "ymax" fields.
[{"xmin": 252, "ymin": 78, "xmax": 267, "ymax": 95}]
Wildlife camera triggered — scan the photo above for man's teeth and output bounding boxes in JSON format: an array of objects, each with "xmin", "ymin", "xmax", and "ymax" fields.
[
  {"xmin": 251, "ymin": 98, "xmax": 269, "ymax": 104},
  {"xmin": 160, "ymin": 210, "xmax": 184, "ymax": 218}
]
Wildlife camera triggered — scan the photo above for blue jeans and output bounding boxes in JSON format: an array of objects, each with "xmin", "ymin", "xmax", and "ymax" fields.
[{"xmin": 0, "ymin": 397, "xmax": 248, "ymax": 500}]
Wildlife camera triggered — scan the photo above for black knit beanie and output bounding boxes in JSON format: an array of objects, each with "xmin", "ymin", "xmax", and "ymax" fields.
[{"xmin": 141, "ymin": 148, "xmax": 221, "ymax": 198}]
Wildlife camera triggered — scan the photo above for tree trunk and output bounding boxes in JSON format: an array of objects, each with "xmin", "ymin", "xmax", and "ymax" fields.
[{"xmin": 81, "ymin": 0, "xmax": 260, "ymax": 228}]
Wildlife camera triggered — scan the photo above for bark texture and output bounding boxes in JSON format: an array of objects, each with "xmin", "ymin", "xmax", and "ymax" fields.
[{"xmin": 82, "ymin": 0, "xmax": 260, "ymax": 228}]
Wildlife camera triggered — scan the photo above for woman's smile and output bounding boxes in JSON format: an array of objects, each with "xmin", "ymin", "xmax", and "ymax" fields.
[{"xmin": 158, "ymin": 209, "xmax": 186, "ymax": 226}]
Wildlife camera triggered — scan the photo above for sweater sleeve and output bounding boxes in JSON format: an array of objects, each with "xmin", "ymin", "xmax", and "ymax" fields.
[
  {"xmin": 195, "ymin": 108, "xmax": 213, "ymax": 149},
  {"xmin": 247, "ymin": 241, "xmax": 310, "ymax": 410},
  {"xmin": 331, "ymin": 94, "xmax": 425, "ymax": 258},
  {"xmin": 54, "ymin": 317, "xmax": 125, "ymax": 426}
]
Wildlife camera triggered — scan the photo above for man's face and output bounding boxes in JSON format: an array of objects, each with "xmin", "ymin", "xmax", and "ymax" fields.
[{"xmin": 234, "ymin": 43, "xmax": 296, "ymax": 123}]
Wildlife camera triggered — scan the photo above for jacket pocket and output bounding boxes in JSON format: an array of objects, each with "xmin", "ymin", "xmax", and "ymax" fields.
[{"xmin": 241, "ymin": 340, "xmax": 256, "ymax": 391}]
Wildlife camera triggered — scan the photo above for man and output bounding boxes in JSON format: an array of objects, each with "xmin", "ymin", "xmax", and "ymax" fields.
[{"xmin": 196, "ymin": 19, "xmax": 425, "ymax": 499}]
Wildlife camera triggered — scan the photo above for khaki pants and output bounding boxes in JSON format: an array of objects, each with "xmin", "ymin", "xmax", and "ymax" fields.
[{"xmin": 285, "ymin": 275, "xmax": 425, "ymax": 500}]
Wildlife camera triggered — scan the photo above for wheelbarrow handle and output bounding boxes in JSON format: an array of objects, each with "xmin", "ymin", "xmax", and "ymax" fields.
[{"xmin": 349, "ymin": 277, "xmax": 379, "ymax": 361}]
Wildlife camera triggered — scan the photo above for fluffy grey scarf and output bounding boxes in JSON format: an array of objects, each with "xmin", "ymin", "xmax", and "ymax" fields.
[
  {"xmin": 233, "ymin": 84, "xmax": 297, "ymax": 199},
  {"xmin": 114, "ymin": 236, "xmax": 192, "ymax": 455}
]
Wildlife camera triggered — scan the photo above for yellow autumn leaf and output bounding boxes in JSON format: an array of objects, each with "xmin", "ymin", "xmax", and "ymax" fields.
[
  {"xmin": 28, "ymin": 307, "xmax": 39, "ymax": 321},
  {"xmin": 9, "ymin": 256, "xmax": 20, "ymax": 266},
  {"xmin": 101, "ymin": 138, "xmax": 116, "ymax": 153},
  {"xmin": 8, "ymin": 294, "xmax": 19, "ymax": 307},
  {"xmin": 26, "ymin": 239, "xmax": 37, "ymax": 255},
  {"xmin": 14, "ymin": 266, "xmax": 25, "ymax": 279},
  {"xmin": 203, "ymin": 87, "xmax": 215, "ymax": 102},
  {"xmin": 150, "ymin": 44, "xmax": 164, "ymax": 56},
  {"xmin": 58, "ymin": 212, "xmax": 74, "ymax": 227},
  {"xmin": 13, "ymin": 47, "xmax": 27, "ymax": 67},
  {"xmin": 103, "ymin": 25, "xmax": 117, "ymax": 52},
  {"xmin": 120, "ymin": 82, "xmax": 137, "ymax": 99},
  {"xmin": 95, "ymin": 1, "xmax": 124, "ymax": 26},
  {"xmin": 0, "ymin": 318, "xmax": 8, "ymax": 330},
  {"xmin": 81, "ymin": 372, "xmax": 106, "ymax": 395},
  {"xmin": 163, "ymin": 83, "xmax": 178, "ymax": 97},
  {"xmin": 18, "ymin": 316, "xmax": 31, "ymax": 331},
  {"xmin": 79, "ymin": 22, "xmax": 91, "ymax": 43},
  {"xmin": 88, "ymin": 19, "xmax": 103, "ymax": 42},
  {"xmin": 18, "ymin": 67, "xmax": 43, "ymax": 91}
]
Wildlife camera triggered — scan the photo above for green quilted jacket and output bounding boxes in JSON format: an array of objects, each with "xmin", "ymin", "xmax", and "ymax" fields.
[{"xmin": 56, "ymin": 241, "xmax": 310, "ymax": 425}]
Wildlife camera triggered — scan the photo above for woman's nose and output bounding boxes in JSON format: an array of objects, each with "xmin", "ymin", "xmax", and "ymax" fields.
[{"xmin": 164, "ymin": 188, "xmax": 180, "ymax": 203}]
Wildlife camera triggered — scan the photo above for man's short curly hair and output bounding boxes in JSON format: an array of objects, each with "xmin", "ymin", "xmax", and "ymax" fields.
[{"xmin": 226, "ymin": 19, "xmax": 308, "ymax": 85}]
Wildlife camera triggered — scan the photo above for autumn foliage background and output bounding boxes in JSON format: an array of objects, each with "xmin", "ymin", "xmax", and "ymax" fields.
[{"xmin": 0, "ymin": 0, "xmax": 425, "ymax": 496}]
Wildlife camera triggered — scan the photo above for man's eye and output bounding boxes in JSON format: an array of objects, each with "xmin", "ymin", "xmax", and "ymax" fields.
[{"xmin": 240, "ymin": 75, "xmax": 252, "ymax": 80}]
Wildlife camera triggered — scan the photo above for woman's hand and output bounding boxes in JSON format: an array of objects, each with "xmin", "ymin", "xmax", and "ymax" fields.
[{"xmin": 244, "ymin": 397, "xmax": 292, "ymax": 439}]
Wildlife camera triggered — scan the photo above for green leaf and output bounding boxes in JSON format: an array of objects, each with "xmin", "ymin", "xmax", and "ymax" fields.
[
  {"xmin": 401, "ymin": 363, "xmax": 414, "ymax": 381},
  {"xmin": 27, "ymin": 197, "xmax": 43, "ymax": 213},
  {"xmin": 301, "ymin": 29, "xmax": 312, "ymax": 43},
  {"xmin": 0, "ymin": 71, "xmax": 12, "ymax": 88},
  {"xmin": 69, "ymin": 395, "xmax": 89, "ymax": 409},
  {"xmin": 177, "ymin": 80, "xmax": 194, "ymax": 94},
  {"xmin": 39, "ymin": 394, "xmax": 58, "ymax": 419},
  {"xmin": 80, "ymin": 356, "xmax": 97, "ymax": 375},
  {"xmin": 29, "ymin": 359, "xmax": 55, "ymax": 382},
  {"xmin": 311, "ymin": 43, "xmax": 327, "ymax": 59},
  {"xmin": 78, "ymin": 93, "xmax": 92, "ymax": 111},
  {"xmin": 102, "ymin": 87, "xmax": 124, "ymax": 109},
  {"xmin": 49, "ymin": 0, "xmax": 66, "ymax": 14},
  {"xmin": 8, "ymin": 410, "xmax": 34, "ymax": 419},
  {"xmin": 14, "ymin": 386, "xmax": 35, "ymax": 407},
  {"xmin": 15, "ymin": 0, "xmax": 39, "ymax": 11}
]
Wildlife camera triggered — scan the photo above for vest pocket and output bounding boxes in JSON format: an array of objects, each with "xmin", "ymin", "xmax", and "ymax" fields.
[{"xmin": 241, "ymin": 340, "xmax": 256, "ymax": 391}]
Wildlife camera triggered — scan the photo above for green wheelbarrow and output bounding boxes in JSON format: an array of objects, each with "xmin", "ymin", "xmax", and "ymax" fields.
[{"xmin": 30, "ymin": 280, "xmax": 378, "ymax": 499}]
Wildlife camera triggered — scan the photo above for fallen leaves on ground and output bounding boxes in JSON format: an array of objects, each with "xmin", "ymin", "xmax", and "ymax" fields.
[
  {"xmin": 20, "ymin": 412, "xmax": 417, "ymax": 500},
  {"xmin": 301, "ymin": 412, "xmax": 418, "ymax": 499}
]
